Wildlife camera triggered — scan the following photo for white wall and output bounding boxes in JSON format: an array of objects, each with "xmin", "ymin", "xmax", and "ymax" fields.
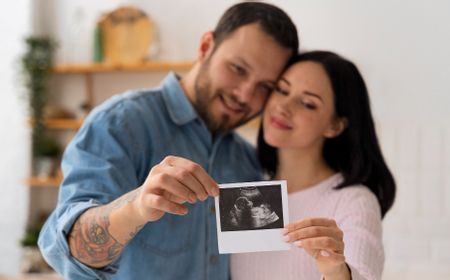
[
  {"xmin": 1, "ymin": 0, "xmax": 449, "ymax": 278},
  {"xmin": 0, "ymin": 0, "xmax": 32, "ymax": 275},
  {"xmin": 38, "ymin": 0, "xmax": 450, "ymax": 123}
]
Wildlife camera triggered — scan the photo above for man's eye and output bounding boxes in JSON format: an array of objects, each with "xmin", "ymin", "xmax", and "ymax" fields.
[
  {"xmin": 231, "ymin": 64, "xmax": 246, "ymax": 75},
  {"xmin": 259, "ymin": 84, "xmax": 274, "ymax": 95},
  {"xmin": 274, "ymin": 87, "xmax": 288, "ymax": 96}
]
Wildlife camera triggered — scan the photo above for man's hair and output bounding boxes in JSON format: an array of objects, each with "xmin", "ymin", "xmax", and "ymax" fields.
[{"xmin": 213, "ymin": 2, "xmax": 299, "ymax": 54}]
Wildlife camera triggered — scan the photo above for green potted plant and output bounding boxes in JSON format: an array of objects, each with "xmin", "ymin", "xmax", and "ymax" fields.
[
  {"xmin": 20, "ymin": 225, "xmax": 41, "ymax": 248},
  {"xmin": 20, "ymin": 225, "xmax": 41, "ymax": 273},
  {"xmin": 20, "ymin": 224, "xmax": 52, "ymax": 273},
  {"xmin": 33, "ymin": 136, "xmax": 61, "ymax": 177},
  {"xmin": 20, "ymin": 225, "xmax": 53, "ymax": 273},
  {"xmin": 21, "ymin": 36, "xmax": 61, "ymax": 177},
  {"xmin": 21, "ymin": 36, "xmax": 55, "ymax": 143}
]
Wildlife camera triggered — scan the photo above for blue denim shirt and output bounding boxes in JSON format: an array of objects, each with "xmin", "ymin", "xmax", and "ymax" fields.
[{"xmin": 38, "ymin": 73, "xmax": 262, "ymax": 280}]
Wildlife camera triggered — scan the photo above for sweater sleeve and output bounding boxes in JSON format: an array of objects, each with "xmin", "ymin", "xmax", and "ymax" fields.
[{"xmin": 335, "ymin": 186, "xmax": 384, "ymax": 280}]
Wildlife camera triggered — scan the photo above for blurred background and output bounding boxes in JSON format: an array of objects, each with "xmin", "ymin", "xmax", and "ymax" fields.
[{"xmin": 0, "ymin": 0, "xmax": 449, "ymax": 279}]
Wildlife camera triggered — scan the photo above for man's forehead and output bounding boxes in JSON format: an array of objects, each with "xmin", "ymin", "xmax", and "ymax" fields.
[
  {"xmin": 236, "ymin": 27, "xmax": 288, "ymax": 64},
  {"xmin": 217, "ymin": 46, "xmax": 289, "ymax": 79},
  {"xmin": 234, "ymin": 51, "xmax": 290, "ymax": 82}
]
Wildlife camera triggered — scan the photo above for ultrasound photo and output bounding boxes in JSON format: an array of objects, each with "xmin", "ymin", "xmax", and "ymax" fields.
[
  {"xmin": 215, "ymin": 180, "xmax": 289, "ymax": 254},
  {"xmin": 219, "ymin": 184, "xmax": 284, "ymax": 231}
]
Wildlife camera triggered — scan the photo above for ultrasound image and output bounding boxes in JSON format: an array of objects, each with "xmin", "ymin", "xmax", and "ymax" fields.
[{"xmin": 219, "ymin": 184, "xmax": 284, "ymax": 231}]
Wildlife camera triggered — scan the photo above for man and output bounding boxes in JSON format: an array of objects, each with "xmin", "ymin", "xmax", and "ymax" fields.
[{"xmin": 38, "ymin": 2, "xmax": 299, "ymax": 279}]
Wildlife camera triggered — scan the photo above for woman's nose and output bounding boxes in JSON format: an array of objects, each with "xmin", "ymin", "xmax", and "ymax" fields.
[{"xmin": 275, "ymin": 98, "xmax": 292, "ymax": 116}]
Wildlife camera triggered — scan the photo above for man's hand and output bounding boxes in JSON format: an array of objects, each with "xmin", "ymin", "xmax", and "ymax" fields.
[
  {"xmin": 134, "ymin": 155, "xmax": 220, "ymax": 223},
  {"xmin": 68, "ymin": 155, "xmax": 219, "ymax": 268}
]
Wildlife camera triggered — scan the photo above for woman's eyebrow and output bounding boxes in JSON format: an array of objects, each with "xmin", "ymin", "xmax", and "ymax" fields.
[{"xmin": 303, "ymin": 90, "xmax": 323, "ymax": 102}]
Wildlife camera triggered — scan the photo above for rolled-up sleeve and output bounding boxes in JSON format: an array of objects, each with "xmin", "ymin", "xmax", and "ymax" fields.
[
  {"xmin": 38, "ymin": 99, "xmax": 145, "ymax": 279},
  {"xmin": 38, "ymin": 200, "xmax": 120, "ymax": 280}
]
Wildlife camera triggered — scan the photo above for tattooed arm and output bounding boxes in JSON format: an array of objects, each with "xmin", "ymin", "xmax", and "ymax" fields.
[
  {"xmin": 68, "ymin": 188, "xmax": 146, "ymax": 268},
  {"xmin": 68, "ymin": 155, "xmax": 219, "ymax": 268}
]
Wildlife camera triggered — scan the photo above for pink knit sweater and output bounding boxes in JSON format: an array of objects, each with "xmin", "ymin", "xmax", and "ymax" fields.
[{"xmin": 231, "ymin": 173, "xmax": 384, "ymax": 280}]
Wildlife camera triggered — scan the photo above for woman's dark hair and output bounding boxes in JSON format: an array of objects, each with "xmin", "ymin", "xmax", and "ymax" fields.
[
  {"xmin": 213, "ymin": 2, "xmax": 299, "ymax": 55},
  {"xmin": 257, "ymin": 51, "xmax": 396, "ymax": 218}
]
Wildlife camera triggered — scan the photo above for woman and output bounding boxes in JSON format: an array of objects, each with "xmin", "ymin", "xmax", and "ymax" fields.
[{"xmin": 231, "ymin": 51, "xmax": 396, "ymax": 280}]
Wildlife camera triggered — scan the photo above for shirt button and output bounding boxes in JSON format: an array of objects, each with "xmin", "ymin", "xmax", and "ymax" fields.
[
  {"xmin": 209, "ymin": 255, "xmax": 218, "ymax": 265},
  {"xmin": 210, "ymin": 205, "xmax": 216, "ymax": 214}
]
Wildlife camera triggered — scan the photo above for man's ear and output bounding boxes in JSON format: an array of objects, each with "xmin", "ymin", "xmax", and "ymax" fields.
[
  {"xmin": 324, "ymin": 117, "xmax": 348, "ymax": 138},
  {"xmin": 197, "ymin": 31, "xmax": 215, "ymax": 62}
]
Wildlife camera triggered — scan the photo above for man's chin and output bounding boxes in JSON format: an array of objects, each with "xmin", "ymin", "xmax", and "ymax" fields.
[
  {"xmin": 208, "ymin": 117, "xmax": 235, "ymax": 135},
  {"xmin": 216, "ymin": 122, "xmax": 248, "ymax": 135},
  {"xmin": 209, "ymin": 111, "xmax": 256, "ymax": 135},
  {"xmin": 210, "ymin": 121, "xmax": 233, "ymax": 135}
]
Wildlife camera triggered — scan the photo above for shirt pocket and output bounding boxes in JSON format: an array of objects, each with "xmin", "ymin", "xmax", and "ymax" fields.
[{"xmin": 135, "ymin": 211, "xmax": 194, "ymax": 257}]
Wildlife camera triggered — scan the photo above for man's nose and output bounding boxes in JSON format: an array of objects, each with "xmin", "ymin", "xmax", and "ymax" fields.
[{"xmin": 234, "ymin": 81, "xmax": 255, "ymax": 103}]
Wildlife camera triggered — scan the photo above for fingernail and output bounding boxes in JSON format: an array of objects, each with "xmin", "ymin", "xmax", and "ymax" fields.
[
  {"xmin": 213, "ymin": 187, "xmax": 220, "ymax": 197},
  {"xmin": 189, "ymin": 193, "xmax": 197, "ymax": 203},
  {"xmin": 321, "ymin": 250, "xmax": 330, "ymax": 257},
  {"xmin": 283, "ymin": 235, "xmax": 290, "ymax": 242},
  {"xmin": 282, "ymin": 228, "xmax": 288, "ymax": 235},
  {"xmin": 294, "ymin": 240, "xmax": 302, "ymax": 247}
]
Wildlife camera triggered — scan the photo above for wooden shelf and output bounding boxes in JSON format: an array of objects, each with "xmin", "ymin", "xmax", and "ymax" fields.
[
  {"xmin": 28, "ymin": 118, "xmax": 83, "ymax": 130},
  {"xmin": 44, "ymin": 118, "xmax": 83, "ymax": 129},
  {"xmin": 53, "ymin": 61, "xmax": 193, "ymax": 74},
  {"xmin": 25, "ymin": 61, "xmax": 193, "ymax": 189},
  {"xmin": 0, "ymin": 272, "xmax": 63, "ymax": 280},
  {"xmin": 26, "ymin": 176, "xmax": 62, "ymax": 188}
]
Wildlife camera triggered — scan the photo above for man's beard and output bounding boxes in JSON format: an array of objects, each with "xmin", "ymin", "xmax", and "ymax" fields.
[
  {"xmin": 193, "ymin": 62, "xmax": 242, "ymax": 136},
  {"xmin": 194, "ymin": 82, "xmax": 231, "ymax": 135}
]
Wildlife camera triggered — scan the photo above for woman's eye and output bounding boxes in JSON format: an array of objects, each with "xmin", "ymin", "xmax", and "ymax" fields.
[
  {"xmin": 302, "ymin": 101, "xmax": 317, "ymax": 110},
  {"xmin": 294, "ymin": 98, "xmax": 317, "ymax": 110}
]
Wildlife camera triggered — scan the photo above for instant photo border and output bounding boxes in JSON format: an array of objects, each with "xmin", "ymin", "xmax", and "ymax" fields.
[{"xmin": 215, "ymin": 180, "xmax": 290, "ymax": 254}]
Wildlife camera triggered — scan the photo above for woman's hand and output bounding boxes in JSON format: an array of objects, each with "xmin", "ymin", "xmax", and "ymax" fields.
[{"xmin": 283, "ymin": 217, "xmax": 351, "ymax": 279}]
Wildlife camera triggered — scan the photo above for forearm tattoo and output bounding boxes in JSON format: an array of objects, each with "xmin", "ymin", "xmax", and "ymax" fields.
[{"xmin": 69, "ymin": 189, "xmax": 144, "ymax": 267}]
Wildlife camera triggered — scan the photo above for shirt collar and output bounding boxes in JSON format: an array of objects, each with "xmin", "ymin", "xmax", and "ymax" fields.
[{"xmin": 162, "ymin": 72, "xmax": 198, "ymax": 125}]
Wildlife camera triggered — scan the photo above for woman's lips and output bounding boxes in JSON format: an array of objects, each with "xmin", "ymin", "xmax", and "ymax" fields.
[{"xmin": 270, "ymin": 116, "xmax": 292, "ymax": 130}]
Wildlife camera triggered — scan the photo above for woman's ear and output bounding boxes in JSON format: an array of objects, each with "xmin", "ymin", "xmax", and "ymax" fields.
[
  {"xmin": 324, "ymin": 117, "xmax": 348, "ymax": 138},
  {"xmin": 197, "ymin": 31, "xmax": 215, "ymax": 63}
]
